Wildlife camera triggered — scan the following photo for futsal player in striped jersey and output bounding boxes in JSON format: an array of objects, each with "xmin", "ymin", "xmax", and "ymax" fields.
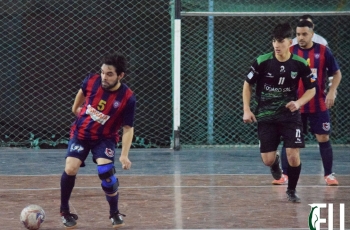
[
  {"xmin": 59, "ymin": 52, "xmax": 136, "ymax": 229},
  {"xmin": 292, "ymin": 20, "xmax": 341, "ymax": 185}
]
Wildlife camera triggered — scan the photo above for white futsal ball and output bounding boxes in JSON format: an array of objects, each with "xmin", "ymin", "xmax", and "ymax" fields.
[{"xmin": 20, "ymin": 204, "xmax": 45, "ymax": 230}]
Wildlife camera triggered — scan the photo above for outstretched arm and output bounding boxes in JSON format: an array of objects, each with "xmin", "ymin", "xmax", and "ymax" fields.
[
  {"xmin": 242, "ymin": 81, "xmax": 257, "ymax": 123},
  {"xmin": 326, "ymin": 70, "xmax": 341, "ymax": 109},
  {"xmin": 119, "ymin": 126, "xmax": 133, "ymax": 170},
  {"xmin": 72, "ymin": 89, "xmax": 85, "ymax": 116}
]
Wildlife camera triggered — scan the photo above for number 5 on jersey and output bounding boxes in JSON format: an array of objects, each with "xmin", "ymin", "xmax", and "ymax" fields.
[{"xmin": 98, "ymin": 100, "xmax": 106, "ymax": 111}]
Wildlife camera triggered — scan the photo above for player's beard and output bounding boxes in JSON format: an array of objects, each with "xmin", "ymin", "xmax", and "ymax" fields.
[
  {"xmin": 298, "ymin": 40, "xmax": 309, "ymax": 48},
  {"xmin": 102, "ymin": 79, "xmax": 119, "ymax": 90},
  {"xmin": 299, "ymin": 43, "xmax": 306, "ymax": 48}
]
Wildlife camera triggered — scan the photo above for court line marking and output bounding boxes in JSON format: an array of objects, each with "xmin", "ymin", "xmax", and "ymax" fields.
[
  {"xmin": 183, "ymin": 229, "xmax": 312, "ymax": 230},
  {"xmin": 2, "ymin": 173, "xmax": 350, "ymax": 176},
  {"xmin": 1, "ymin": 185, "xmax": 350, "ymax": 191},
  {"xmin": 192, "ymin": 229, "xmax": 312, "ymax": 230},
  {"xmin": 174, "ymin": 153, "xmax": 183, "ymax": 229}
]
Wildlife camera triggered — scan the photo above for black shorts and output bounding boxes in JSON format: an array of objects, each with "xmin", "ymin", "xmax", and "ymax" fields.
[{"xmin": 258, "ymin": 119, "xmax": 305, "ymax": 153}]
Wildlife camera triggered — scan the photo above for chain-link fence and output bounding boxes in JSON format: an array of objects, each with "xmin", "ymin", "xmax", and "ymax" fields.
[
  {"xmin": 180, "ymin": 0, "xmax": 350, "ymax": 146},
  {"xmin": 0, "ymin": 0, "xmax": 172, "ymax": 148},
  {"xmin": 182, "ymin": 0, "xmax": 349, "ymax": 12},
  {"xmin": 1, "ymin": 1, "xmax": 349, "ymax": 148}
]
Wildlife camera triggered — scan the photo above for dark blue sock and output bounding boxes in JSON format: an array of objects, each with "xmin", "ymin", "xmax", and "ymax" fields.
[
  {"xmin": 281, "ymin": 147, "xmax": 288, "ymax": 174},
  {"xmin": 287, "ymin": 163, "xmax": 301, "ymax": 191},
  {"xmin": 106, "ymin": 193, "xmax": 119, "ymax": 216},
  {"xmin": 319, "ymin": 141, "xmax": 333, "ymax": 176},
  {"xmin": 60, "ymin": 171, "xmax": 76, "ymax": 212}
]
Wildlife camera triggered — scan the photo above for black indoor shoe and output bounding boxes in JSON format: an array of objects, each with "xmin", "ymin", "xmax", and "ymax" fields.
[
  {"xmin": 110, "ymin": 212, "xmax": 126, "ymax": 228},
  {"xmin": 270, "ymin": 154, "xmax": 282, "ymax": 180},
  {"xmin": 286, "ymin": 189, "xmax": 301, "ymax": 203},
  {"xmin": 60, "ymin": 210, "xmax": 78, "ymax": 229}
]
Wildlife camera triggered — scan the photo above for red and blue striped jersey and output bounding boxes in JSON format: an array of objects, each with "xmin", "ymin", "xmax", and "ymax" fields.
[
  {"xmin": 70, "ymin": 74, "xmax": 136, "ymax": 142},
  {"xmin": 290, "ymin": 43, "xmax": 339, "ymax": 113}
]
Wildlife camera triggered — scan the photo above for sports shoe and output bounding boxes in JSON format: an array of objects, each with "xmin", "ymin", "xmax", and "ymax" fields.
[
  {"xmin": 272, "ymin": 174, "xmax": 288, "ymax": 185},
  {"xmin": 270, "ymin": 154, "xmax": 282, "ymax": 180},
  {"xmin": 286, "ymin": 189, "xmax": 301, "ymax": 203},
  {"xmin": 110, "ymin": 212, "xmax": 126, "ymax": 228},
  {"xmin": 324, "ymin": 173, "xmax": 339, "ymax": 186},
  {"xmin": 60, "ymin": 210, "xmax": 78, "ymax": 229}
]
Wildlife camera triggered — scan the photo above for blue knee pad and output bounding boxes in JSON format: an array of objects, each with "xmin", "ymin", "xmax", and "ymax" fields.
[{"xmin": 97, "ymin": 163, "xmax": 119, "ymax": 194}]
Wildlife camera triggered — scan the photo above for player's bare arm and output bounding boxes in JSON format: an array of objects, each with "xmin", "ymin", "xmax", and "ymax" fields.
[
  {"xmin": 71, "ymin": 89, "xmax": 85, "ymax": 116},
  {"xmin": 242, "ymin": 81, "xmax": 257, "ymax": 123},
  {"xmin": 119, "ymin": 125, "xmax": 133, "ymax": 170},
  {"xmin": 286, "ymin": 87, "xmax": 316, "ymax": 112},
  {"xmin": 326, "ymin": 70, "xmax": 342, "ymax": 109}
]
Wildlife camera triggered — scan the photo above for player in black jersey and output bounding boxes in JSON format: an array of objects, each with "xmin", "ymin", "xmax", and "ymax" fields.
[{"xmin": 242, "ymin": 22, "xmax": 316, "ymax": 202}]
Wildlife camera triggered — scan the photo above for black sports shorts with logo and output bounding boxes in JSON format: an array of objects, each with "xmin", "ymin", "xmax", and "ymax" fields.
[{"xmin": 257, "ymin": 116, "xmax": 305, "ymax": 153}]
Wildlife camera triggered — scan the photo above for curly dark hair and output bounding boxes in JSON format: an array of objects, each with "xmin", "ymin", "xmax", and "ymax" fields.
[{"xmin": 101, "ymin": 52, "xmax": 127, "ymax": 76}]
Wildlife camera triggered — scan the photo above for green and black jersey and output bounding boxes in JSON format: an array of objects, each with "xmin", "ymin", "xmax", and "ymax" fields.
[{"xmin": 245, "ymin": 52, "xmax": 315, "ymax": 122}]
